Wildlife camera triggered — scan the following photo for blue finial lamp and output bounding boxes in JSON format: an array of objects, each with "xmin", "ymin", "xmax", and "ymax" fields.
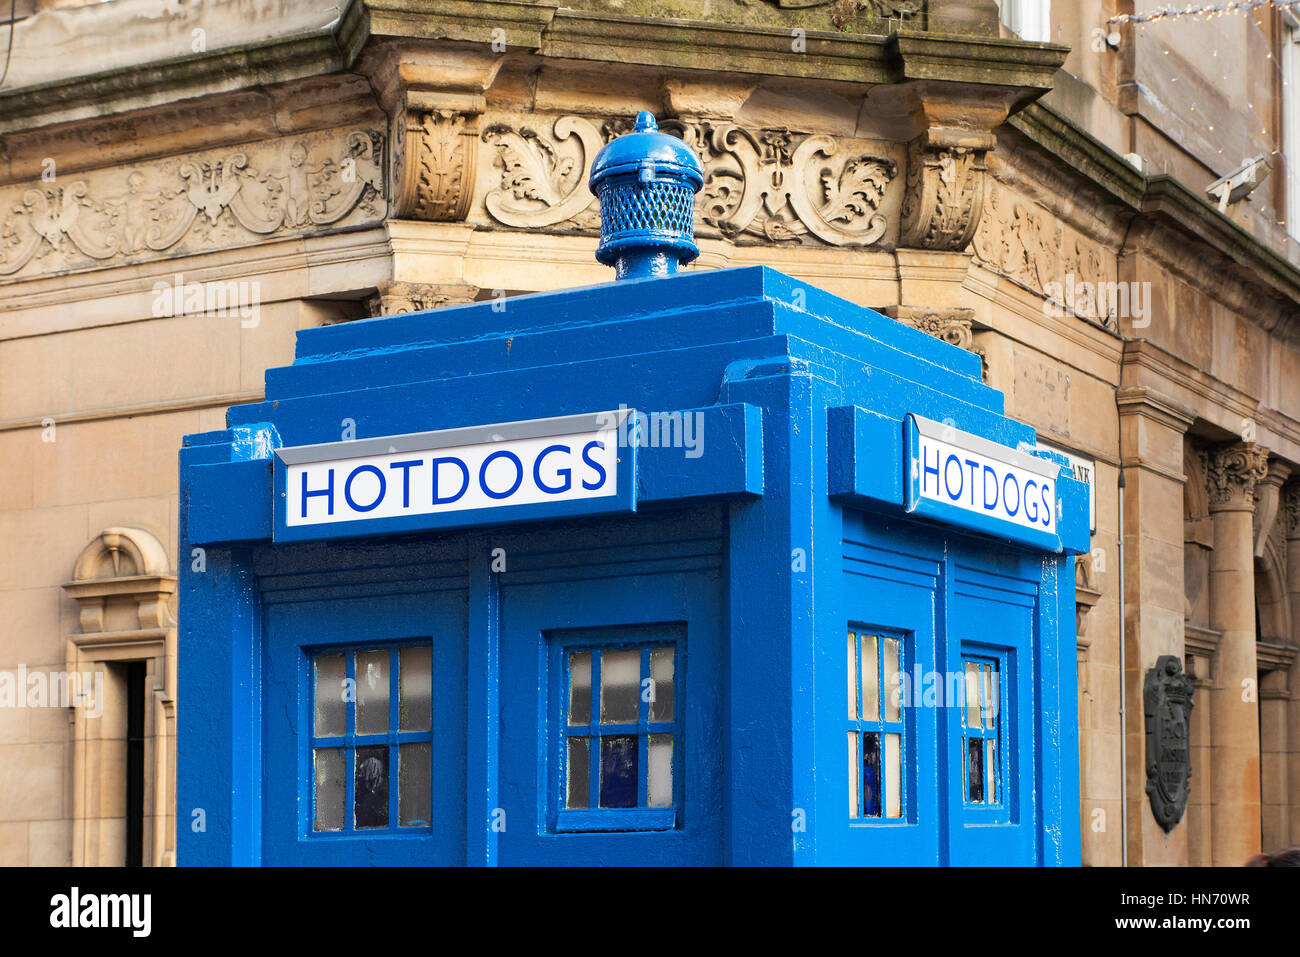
[{"xmin": 589, "ymin": 111, "xmax": 704, "ymax": 280}]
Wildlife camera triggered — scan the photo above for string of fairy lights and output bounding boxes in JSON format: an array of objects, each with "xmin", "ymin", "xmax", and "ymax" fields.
[
  {"xmin": 1096, "ymin": 0, "xmax": 1300, "ymax": 233},
  {"xmin": 1107, "ymin": 0, "xmax": 1300, "ymax": 26}
]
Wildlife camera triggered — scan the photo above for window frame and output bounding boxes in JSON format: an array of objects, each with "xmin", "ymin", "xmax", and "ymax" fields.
[
  {"xmin": 846, "ymin": 625, "xmax": 912, "ymax": 824},
  {"xmin": 998, "ymin": 0, "xmax": 1051, "ymax": 43},
  {"xmin": 548, "ymin": 624, "xmax": 685, "ymax": 833},
  {"xmin": 300, "ymin": 637, "xmax": 435, "ymax": 840},
  {"xmin": 1283, "ymin": 9, "xmax": 1300, "ymax": 240},
  {"xmin": 958, "ymin": 644, "xmax": 1012, "ymax": 824}
]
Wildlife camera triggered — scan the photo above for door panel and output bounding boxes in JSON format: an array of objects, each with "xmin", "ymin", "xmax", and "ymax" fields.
[
  {"xmin": 262, "ymin": 589, "xmax": 467, "ymax": 865},
  {"xmin": 496, "ymin": 568, "xmax": 723, "ymax": 865},
  {"xmin": 944, "ymin": 557, "xmax": 1040, "ymax": 866},
  {"xmin": 830, "ymin": 530, "xmax": 941, "ymax": 865}
]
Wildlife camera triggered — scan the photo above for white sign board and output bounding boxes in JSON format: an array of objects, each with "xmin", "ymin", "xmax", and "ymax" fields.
[
  {"xmin": 275, "ymin": 411, "xmax": 627, "ymax": 534},
  {"xmin": 906, "ymin": 415, "xmax": 1061, "ymax": 541}
]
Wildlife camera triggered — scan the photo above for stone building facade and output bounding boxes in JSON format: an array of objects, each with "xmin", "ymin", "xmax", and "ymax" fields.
[{"xmin": 0, "ymin": 0, "xmax": 1297, "ymax": 866}]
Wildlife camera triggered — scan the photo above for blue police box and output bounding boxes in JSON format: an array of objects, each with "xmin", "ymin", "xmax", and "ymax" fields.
[{"xmin": 178, "ymin": 113, "xmax": 1089, "ymax": 866}]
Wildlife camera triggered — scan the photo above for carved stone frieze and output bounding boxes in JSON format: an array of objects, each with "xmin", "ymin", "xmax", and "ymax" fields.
[
  {"xmin": 971, "ymin": 181, "xmax": 1118, "ymax": 331},
  {"xmin": 392, "ymin": 109, "xmax": 479, "ymax": 221},
  {"xmin": 0, "ymin": 128, "xmax": 385, "ymax": 280},
  {"xmin": 1284, "ymin": 481, "xmax": 1300, "ymax": 540},
  {"xmin": 366, "ymin": 281, "xmax": 480, "ymax": 317},
  {"xmin": 899, "ymin": 139, "xmax": 986, "ymax": 252},
  {"xmin": 678, "ymin": 121, "xmax": 900, "ymax": 247},
  {"xmin": 475, "ymin": 114, "xmax": 903, "ymax": 248},
  {"xmin": 1201, "ymin": 442, "xmax": 1270, "ymax": 511}
]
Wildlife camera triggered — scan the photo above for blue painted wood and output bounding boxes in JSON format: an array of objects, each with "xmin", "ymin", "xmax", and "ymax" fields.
[{"xmin": 178, "ymin": 254, "xmax": 1088, "ymax": 867}]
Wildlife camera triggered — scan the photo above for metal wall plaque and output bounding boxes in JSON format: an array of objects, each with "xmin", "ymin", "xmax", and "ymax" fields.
[{"xmin": 1143, "ymin": 655, "xmax": 1195, "ymax": 833}]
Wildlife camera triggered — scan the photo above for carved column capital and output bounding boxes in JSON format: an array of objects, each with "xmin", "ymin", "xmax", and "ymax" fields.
[
  {"xmin": 899, "ymin": 134, "xmax": 989, "ymax": 251},
  {"xmin": 884, "ymin": 305, "xmax": 987, "ymax": 379},
  {"xmin": 367, "ymin": 281, "xmax": 480, "ymax": 317},
  {"xmin": 1201, "ymin": 442, "xmax": 1271, "ymax": 512}
]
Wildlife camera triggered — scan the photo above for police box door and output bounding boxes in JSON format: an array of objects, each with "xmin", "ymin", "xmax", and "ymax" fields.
[
  {"xmin": 942, "ymin": 544, "xmax": 1041, "ymax": 866},
  {"xmin": 493, "ymin": 518, "xmax": 725, "ymax": 866},
  {"xmin": 261, "ymin": 585, "xmax": 467, "ymax": 865}
]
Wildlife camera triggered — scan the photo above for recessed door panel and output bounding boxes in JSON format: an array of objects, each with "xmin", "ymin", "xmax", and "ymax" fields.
[{"xmin": 262, "ymin": 589, "xmax": 467, "ymax": 865}]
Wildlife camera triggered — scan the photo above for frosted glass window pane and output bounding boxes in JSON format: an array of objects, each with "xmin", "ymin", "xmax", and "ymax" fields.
[
  {"xmin": 399, "ymin": 646, "xmax": 431, "ymax": 732},
  {"xmin": 356, "ymin": 650, "xmax": 390, "ymax": 735},
  {"xmin": 986, "ymin": 738, "xmax": 997, "ymax": 804},
  {"xmin": 861, "ymin": 634, "xmax": 879, "ymax": 720},
  {"xmin": 862, "ymin": 732, "xmax": 881, "ymax": 818},
  {"xmin": 847, "ymin": 732, "xmax": 859, "ymax": 818},
  {"xmin": 847, "ymin": 632, "xmax": 859, "ymax": 719},
  {"xmin": 568, "ymin": 652, "xmax": 592, "ymax": 725},
  {"xmin": 649, "ymin": 647, "xmax": 674, "ymax": 722},
  {"xmin": 399, "ymin": 742, "xmax": 431, "ymax": 827},
  {"xmin": 313, "ymin": 747, "xmax": 343, "ymax": 831},
  {"xmin": 354, "ymin": 745, "xmax": 389, "ymax": 828},
  {"xmin": 566, "ymin": 737, "xmax": 590, "ymax": 809},
  {"xmin": 885, "ymin": 732, "xmax": 902, "ymax": 818},
  {"xmin": 882, "ymin": 637, "xmax": 901, "ymax": 722},
  {"xmin": 964, "ymin": 661, "xmax": 981, "ymax": 729},
  {"xmin": 314, "ymin": 654, "xmax": 346, "ymax": 737},
  {"xmin": 648, "ymin": 734, "xmax": 673, "ymax": 807},
  {"xmin": 983, "ymin": 664, "xmax": 997, "ymax": 729},
  {"xmin": 600, "ymin": 649, "xmax": 640, "ymax": 724},
  {"xmin": 599, "ymin": 735, "xmax": 638, "ymax": 808}
]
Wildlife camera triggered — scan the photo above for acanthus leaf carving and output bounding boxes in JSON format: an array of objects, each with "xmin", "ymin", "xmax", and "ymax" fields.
[
  {"xmin": 1201, "ymin": 442, "xmax": 1270, "ymax": 510},
  {"xmin": 899, "ymin": 139, "xmax": 986, "ymax": 251},
  {"xmin": 481, "ymin": 115, "xmax": 602, "ymax": 229},
  {"xmin": 394, "ymin": 110, "xmax": 479, "ymax": 222},
  {"xmin": 474, "ymin": 114, "xmax": 900, "ymax": 247},
  {"xmin": 884, "ymin": 305, "xmax": 988, "ymax": 380}
]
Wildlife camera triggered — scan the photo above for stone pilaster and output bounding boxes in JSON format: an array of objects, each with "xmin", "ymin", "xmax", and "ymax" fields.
[
  {"xmin": 1116, "ymin": 386, "xmax": 1196, "ymax": 865},
  {"xmin": 1202, "ymin": 441, "xmax": 1269, "ymax": 865}
]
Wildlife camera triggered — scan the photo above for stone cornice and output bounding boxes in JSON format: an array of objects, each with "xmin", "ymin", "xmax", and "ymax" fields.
[
  {"xmin": 1009, "ymin": 101, "xmax": 1300, "ymax": 342},
  {"xmin": 0, "ymin": 3, "xmax": 1066, "ymax": 141},
  {"xmin": 0, "ymin": 0, "xmax": 368, "ymax": 136}
]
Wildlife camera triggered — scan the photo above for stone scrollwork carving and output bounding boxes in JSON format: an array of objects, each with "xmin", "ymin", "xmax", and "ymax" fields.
[
  {"xmin": 393, "ymin": 109, "xmax": 480, "ymax": 221},
  {"xmin": 0, "ymin": 129, "xmax": 385, "ymax": 279},
  {"xmin": 1283, "ymin": 480, "xmax": 1300, "ymax": 539},
  {"xmin": 681, "ymin": 123, "xmax": 898, "ymax": 248},
  {"xmin": 475, "ymin": 114, "xmax": 901, "ymax": 247},
  {"xmin": 899, "ymin": 139, "xmax": 986, "ymax": 252},
  {"xmin": 481, "ymin": 115, "xmax": 604, "ymax": 230},
  {"xmin": 1201, "ymin": 442, "xmax": 1270, "ymax": 510}
]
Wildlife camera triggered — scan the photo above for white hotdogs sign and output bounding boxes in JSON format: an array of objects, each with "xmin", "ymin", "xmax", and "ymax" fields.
[
  {"xmin": 273, "ymin": 411, "xmax": 632, "ymax": 541},
  {"xmin": 905, "ymin": 414, "xmax": 1062, "ymax": 544}
]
